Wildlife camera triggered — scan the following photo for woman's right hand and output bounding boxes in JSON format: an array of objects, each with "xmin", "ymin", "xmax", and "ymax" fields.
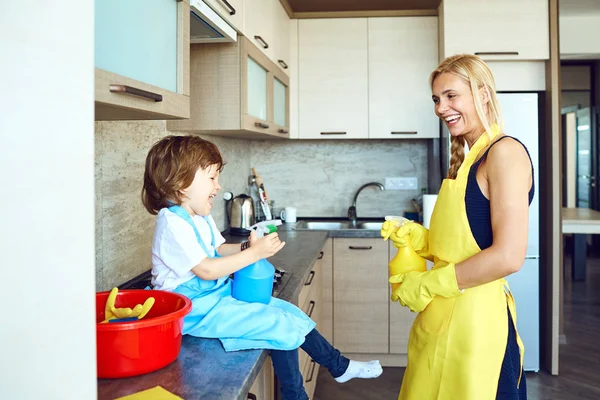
[{"xmin": 249, "ymin": 231, "xmax": 286, "ymax": 259}]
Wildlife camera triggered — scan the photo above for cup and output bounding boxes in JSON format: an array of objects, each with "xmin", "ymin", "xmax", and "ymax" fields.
[{"xmin": 280, "ymin": 207, "xmax": 297, "ymax": 223}]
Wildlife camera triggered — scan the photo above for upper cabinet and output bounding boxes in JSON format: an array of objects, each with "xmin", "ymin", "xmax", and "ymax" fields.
[
  {"xmin": 368, "ymin": 17, "xmax": 439, "ymax": 139},
  {"xmin": 95, "ymin": 0, "xmax": 190, "ymax": 121},
  {"xmin": 273, "ymin": 0, "xmax": 291, "ymax": 74},
  {"xmin": 204, "ymin": 0, "xmax": 245, "ymax": 33},
  {"xmin": 297, "ymin": 17, "xmax": 438, "ymax": 140},
  {"xmin": 245, "ymin": 0, "xmax": 275, "ymax": 59},
  {"xmin": 298, "ymin": 19, "xmax": 369, "ymax": 139},
  {"xmin": 167, "ymin": 37, "xmax": 289, "ymax": 139},
  {"xmin": 441, "ymin": 0, "xmax": 549, "ymax": 60}
]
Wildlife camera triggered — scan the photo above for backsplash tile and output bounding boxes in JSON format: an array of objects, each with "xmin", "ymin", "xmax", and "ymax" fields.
[
  {"xmin": 251, "ymin": 139, "xmax": 428, "ymax": 218},
  {"xmin": 95, "ymin": 123, "xmax": 428, "ymax": 290}
]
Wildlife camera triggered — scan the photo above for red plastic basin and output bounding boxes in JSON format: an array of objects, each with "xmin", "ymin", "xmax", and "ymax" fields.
[{"xmin": 96, "ymin": 290, "xmax": 192, "ymax": 378}]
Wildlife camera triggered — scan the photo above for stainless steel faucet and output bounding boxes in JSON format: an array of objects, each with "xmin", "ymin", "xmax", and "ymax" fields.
[{"xmin": 347, "ymin": 182, "xmax": 385, "ymax": 225}]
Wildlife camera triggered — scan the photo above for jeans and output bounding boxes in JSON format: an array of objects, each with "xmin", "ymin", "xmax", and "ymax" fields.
[{"xmin": 270, "ymin": 328, "xmax": 350, "ymax": 400}]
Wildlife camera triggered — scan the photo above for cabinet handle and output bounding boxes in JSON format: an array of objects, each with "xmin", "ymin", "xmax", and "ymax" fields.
[
  {"xmin": 474, "ymin": 51, "xmax": 519, "ymax": 56},
  {"xmin": 307, "ymin": 300, "xmax": 316, "ymax": 318},
  {"xmin": 109, "ymin": 85, "xmax": 163, "ymax": 102},
  {"xmin": 254, "ymin": 35, "xmax": 269, "ymax": 49},
  {"xmin": 254, "ymin": 122, "xmax": 269, "ymax": 129},
  {"xmin": 219, "ymin": 0, "xmax": 236, "ymax": 15},
  {"xmin": 317, "ymin": 251, "xmax": 324, "ymax": 260},
  {"xmin": 305, "ymin": 360, "xmax": 317, "ymax": 383},
  {"xmin": 278, "ymin": 128, "xmax": 289, "ymax": 134},
  {"xmin": 247, "ymin": 394, "xmax": 257, "ymax": 400},
  {"xmin": 349, "ymin": 246, "xmax": 373, "ymax": 250},
  {"xmin": 304, "ymin": 271, "xmax": 315, "ymax": 286},
  {"xmin": 278, "ymin": 59, "xmax": 288, "ymax": 69},
  {"xmin": 320, "ymin": 132, "xmax": 346, "ymax": 135},
  {"xmin": 391, "ymin": 131, "xmax": 417, "ymax": 135}
]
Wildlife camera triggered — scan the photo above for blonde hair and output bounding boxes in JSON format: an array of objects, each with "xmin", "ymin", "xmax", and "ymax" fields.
[{"xmin": 430, "ymin": 54, "xmax": 504, "ymax": 179}]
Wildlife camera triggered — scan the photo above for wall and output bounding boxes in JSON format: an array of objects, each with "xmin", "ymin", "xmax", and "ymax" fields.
[
  {"xmin": 0, "ymin": 1, "xmax": 97, "ymax": 398},
  {"xmin": 95, "ymin": 127, "xmax": 429, "ymax": 290},
  {"xmin": 95, "ymin": 121, "xmax": 251, "ymax": 290}
]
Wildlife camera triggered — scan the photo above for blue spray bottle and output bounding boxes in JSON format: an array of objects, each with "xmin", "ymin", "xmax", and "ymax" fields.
[{"xmin": 231, "ymin": 220, "xmax": 282, "ymax": 304}]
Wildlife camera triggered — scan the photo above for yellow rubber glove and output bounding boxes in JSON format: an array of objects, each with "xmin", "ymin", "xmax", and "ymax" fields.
[
  {"xmin": 389, "ymin": 262, "xmax": 462, "ymax": 312},
  {"xmin": 381, "ymin": 220, "xmax": 433, "ymax": 261},
  {"xmin": 102, "ymin": 288, "xmax": 155, "ymax": 323}
]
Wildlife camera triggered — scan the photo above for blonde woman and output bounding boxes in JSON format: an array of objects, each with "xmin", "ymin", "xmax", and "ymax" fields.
[{"xmin": 382, "ymin": 54, "xmax": 533, "ymax": 399}]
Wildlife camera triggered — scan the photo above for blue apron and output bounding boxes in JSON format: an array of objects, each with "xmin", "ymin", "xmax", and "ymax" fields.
[{"xmin": 168, "ymin": 206, "xmax": 316, "ymax": 352}]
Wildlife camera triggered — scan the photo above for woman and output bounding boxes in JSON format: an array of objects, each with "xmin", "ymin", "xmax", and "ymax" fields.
[{"xmin": 382, "ymin": 54, "xmax": 533, "ymax": 399}]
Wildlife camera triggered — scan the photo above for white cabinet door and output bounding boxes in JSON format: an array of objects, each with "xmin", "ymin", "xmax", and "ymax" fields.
[
  {"xmin": 298, "ymin": 18, "xmax": 369, "ymax": 139},
  {"xmin": 442, "ymin": 0, "xmax": 549, "ymax": 60},
  {"xmin": 368, "ymin": 17, "xmax": 439, "ymax": 139},
  {"xmin": 273, "ymin": 0, "xmax": 291, "ymax": 75},
  {"xmin": 244, "ymin": 0, "xmax": 274, "ymax": 59},
  {"xmin": 205, "ymin": 0, "xmax": 245, "ymax": 33}
]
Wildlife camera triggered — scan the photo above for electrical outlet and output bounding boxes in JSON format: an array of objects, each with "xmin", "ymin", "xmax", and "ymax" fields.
[{"xmin": 385, "ymin": 177, "xmax": 418, "ymax": 190}]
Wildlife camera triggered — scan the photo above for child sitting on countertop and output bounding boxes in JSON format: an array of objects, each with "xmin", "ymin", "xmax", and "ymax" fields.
[{"xmin": 142, "ymin": 135, "xmax": 382, "ymax": 400}]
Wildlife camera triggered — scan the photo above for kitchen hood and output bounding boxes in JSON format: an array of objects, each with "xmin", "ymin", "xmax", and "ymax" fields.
[{"xmin": 190, "ymin": 0, "xmax": 237, "ymax": 43}]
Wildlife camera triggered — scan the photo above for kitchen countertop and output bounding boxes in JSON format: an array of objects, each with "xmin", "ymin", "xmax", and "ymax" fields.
[
  {"xmin": 97, "ymin": 229, "xmax": 328, "ymax": 400},
  {"xmin": 562, "ymin": 207, "xmax": 600, "ymax": 234}
]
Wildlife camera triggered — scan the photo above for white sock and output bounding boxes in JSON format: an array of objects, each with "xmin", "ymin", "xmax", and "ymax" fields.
[{"xmin": 334, "ymin": 360, "xmax": 383, "ymax": 383}]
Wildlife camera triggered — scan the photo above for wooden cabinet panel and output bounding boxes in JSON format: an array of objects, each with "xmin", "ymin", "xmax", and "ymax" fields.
[
  {"xmin": 442, "ymin": 0, "xmax": 549, "ymax": 60},
  {"xmin": 244, "ymin": 0, "xmax": 274, "ymax": 59},
  {"xmin": 298, "ymin": 18, "xmax": 369, "ymax": 139},
  {"xmin": 333, "ymin": 238, "xmax": 389, "ymax": 353},
  {"xmin": 205, "ymin": 0, "xmax": 245, "ymax": 33},
  {"xmin": 248, "ymin": 357, "xmax": 275, "ymax": 400},
  {"xmin": 368, "ymin": 17, "xmax": 439, "ymax": 139},
  {"xmin": 94, "ymin": 0, "xmax": 190, "ymax": 120},
  {"xmin": 167, "ymin": 37, "xmax": 289, "ymax": 139}
]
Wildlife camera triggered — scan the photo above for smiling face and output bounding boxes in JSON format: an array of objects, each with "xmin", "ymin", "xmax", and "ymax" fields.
[
  {"xmin": 431, "ymin": 72, "xmax": 487, "ymax": 142},
  {"xmin": 180, "ymin": 164, "xmax": 221, "ymax": 217}
]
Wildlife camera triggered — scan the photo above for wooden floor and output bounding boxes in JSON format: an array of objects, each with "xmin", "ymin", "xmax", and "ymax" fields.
[{"xmin": 314, "ymin": 254, "xmax": 600, "ymax": 400}]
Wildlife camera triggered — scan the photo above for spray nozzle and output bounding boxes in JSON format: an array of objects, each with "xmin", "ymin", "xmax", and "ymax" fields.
[
  {"xmin": 382, "ymin": 215, "xmax": 410, "ymax": 241},
  {"xmin": 247, "ymin": 219, "xmax": 283, "ymax": 238}
]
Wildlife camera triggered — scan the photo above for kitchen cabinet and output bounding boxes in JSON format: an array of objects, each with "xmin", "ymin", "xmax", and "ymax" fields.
[
  {"xmin": 167, "ymin": 37, "xmax": 289, "ymax": 139},
  {"xmin": 205, "ymin": 0, "xmax": 245, "ymax": 33},
  {"xmin": 296, "ymin": 242, "xmax": 326, "ymax": 399},
  {"xmin": 248, "ymin": 357, "xmax": 275, "ymax": 400},
  {"xmin": 368, "ymin": 17, "xmax": 439, "ymax": 139},
  {"xmin": 441, "ymin": 0, "xmax": 549, "ymax": 60},
  {"xmin": 333, "ymin": 238, "xmax": 389, "ymax": 353},
  {"xmin": 298, "ymin": 18, "xmax": 369, "ymax": 139},
  {"xmin": 272, "ymin": 0, "xmax": 291, "ymax": 75},
  {"xmin": 94, "ymin": 0, "xmax": 190, "ymax": 120},
  {"xmin": 245, "ymin": 0, "xmax": 275, "ymax": 59}
]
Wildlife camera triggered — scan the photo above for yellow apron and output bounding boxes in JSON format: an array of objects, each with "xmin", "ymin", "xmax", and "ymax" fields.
[{"xmin": 398, "ymin": 130, "xmax": 524, "ymax": 400}]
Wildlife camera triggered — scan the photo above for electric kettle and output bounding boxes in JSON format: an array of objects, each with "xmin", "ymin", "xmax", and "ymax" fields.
[{"xmin": 227, "ymin": 194, "xmax": 255, "ymax": 236}]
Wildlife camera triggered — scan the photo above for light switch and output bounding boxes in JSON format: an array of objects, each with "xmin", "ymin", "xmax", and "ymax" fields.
[{"xmin": 385, "ymin": 177, "xmax": 418, "ymax": 190}]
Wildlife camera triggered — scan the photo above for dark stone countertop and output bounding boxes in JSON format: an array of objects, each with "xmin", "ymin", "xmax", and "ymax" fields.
[{"xmin": 97, "ymin": 230, "xmax": 328, "ymax": 400}]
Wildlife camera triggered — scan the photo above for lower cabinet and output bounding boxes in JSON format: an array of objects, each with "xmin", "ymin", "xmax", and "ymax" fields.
[
  {"xmin": 248, "ymin": 358, "xmax": 275, "ymax": 400},
  {"xmin": 331, "ymin": 237, "xmax": 415, "ymax": 365}
]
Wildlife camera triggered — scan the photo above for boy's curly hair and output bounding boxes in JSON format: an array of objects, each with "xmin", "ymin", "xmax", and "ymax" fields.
[{"xmin": 142, "ymin": 135, "xmax": 224, "ymax": 215}]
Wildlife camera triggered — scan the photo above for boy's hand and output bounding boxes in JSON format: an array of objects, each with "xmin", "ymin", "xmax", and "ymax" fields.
[{"xmin": 251, "ymin": 232, "xmax": 285, "ymax": 258}]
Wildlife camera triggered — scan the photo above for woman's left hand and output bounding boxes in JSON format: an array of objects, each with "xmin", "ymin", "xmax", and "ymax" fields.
[{"xmin": 389, "ymin": 262, "xmax": 462, "ymax": 312}]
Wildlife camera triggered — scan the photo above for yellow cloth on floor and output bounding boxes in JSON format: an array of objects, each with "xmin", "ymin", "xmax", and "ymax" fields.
[{"xmin": 115, "ymin": 386, "xmax": 183, "ymax": 400}]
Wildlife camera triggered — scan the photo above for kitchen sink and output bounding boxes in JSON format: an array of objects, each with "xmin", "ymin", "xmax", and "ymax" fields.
[{"xmin": 294, "ymin": 220, "xmax": 384, "ymax": 231}]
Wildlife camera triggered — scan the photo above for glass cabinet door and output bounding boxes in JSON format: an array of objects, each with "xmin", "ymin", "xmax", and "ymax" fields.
[
  {"xmin": 273, "ymin": 78, "xmax": 288, "ymax": 128},
  {"xmin": 95, "ymin": 0, "xmax": 178, "ymax": 92},
  {"xmin": 247, "ymin": 57, "xmax": 268, "ymax": 121}
]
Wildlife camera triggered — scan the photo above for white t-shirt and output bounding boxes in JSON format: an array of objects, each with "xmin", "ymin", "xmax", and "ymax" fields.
[{"xmin": 151, "ymin": 208, "xmax": 226, "ymax": 291}]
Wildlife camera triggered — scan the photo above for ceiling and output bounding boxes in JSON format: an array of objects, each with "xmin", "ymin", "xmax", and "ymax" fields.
[
  {"xmin": 559, "ymin": 0, "xmax": 600, "ymax": 17},
  {"xmin": 285, "ymin": 0, "xmax": 442, "ymax": 13}
]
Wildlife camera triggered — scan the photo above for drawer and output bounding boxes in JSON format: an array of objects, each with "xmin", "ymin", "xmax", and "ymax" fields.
[
  {"xmin": 298, "ymin": 251, "xmax": 324, "ymax": 308},
  {"xmin": 298, "ymin": 274, "xmax": 322, "ymax": 372},
  {"xmin": 301, "ymin": 358, "xmax": 319, "ymax": 399}
]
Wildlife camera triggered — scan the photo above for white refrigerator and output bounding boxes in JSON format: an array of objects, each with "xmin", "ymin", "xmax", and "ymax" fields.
[{"xmin": 439, "ymin": 92, "xmax": 541, "ymax": 372}]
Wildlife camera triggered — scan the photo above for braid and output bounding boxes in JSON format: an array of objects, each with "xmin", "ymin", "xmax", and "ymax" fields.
[{"xmin": 448, "ymin": 135, "xmax": 465, "ymax": 179}]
